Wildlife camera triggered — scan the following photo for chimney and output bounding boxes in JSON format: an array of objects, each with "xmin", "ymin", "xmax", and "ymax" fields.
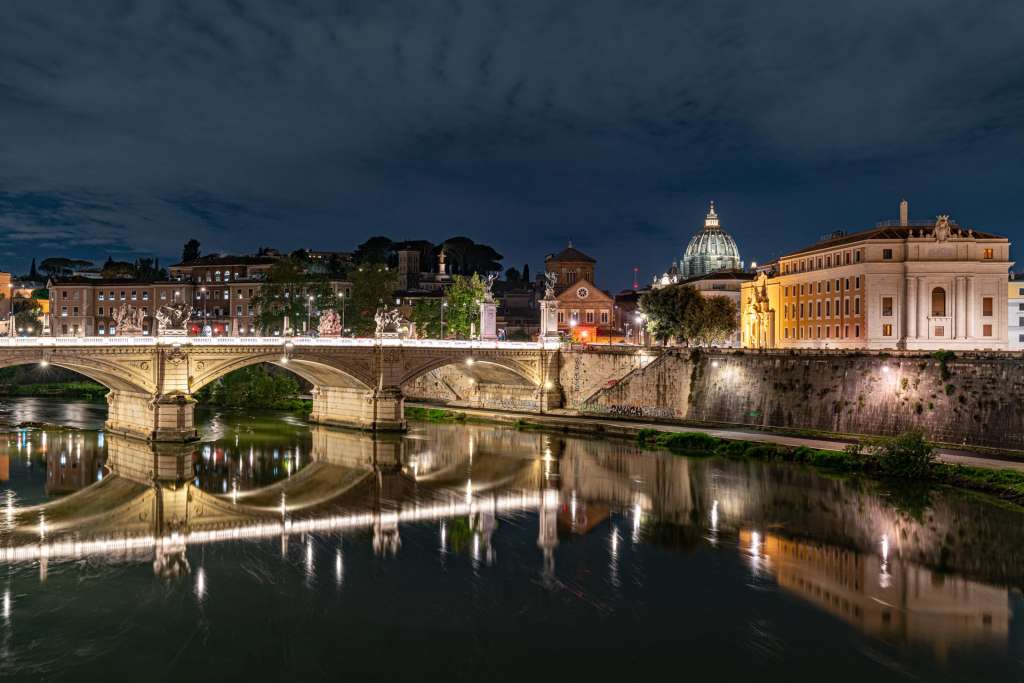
[{"xmin": 899, "ymin": 198, "xmax": 909, "ymax": 226}]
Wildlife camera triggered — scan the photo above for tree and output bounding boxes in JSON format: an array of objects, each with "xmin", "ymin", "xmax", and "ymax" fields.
[
  {"xmin": 409, "ymin": 299, "xmax": 443, "ymax": 338},
  {"xmin": 522, "ymin": 263, "xmax": 530, "ymax": 282},
  {"xmin": 505, "ymin": 266, "xmax": 521, "ymax": 283},
  {"xmin": 444, "ymin": 274, "xmax": 486, "ymax": 339},
  {"xmin": 39, "ymin": 258, "xmax": 75, "ymax": 277},
  {"xmin": 181, "ymin": 238, "xmax": 201, "ymax": 263},
  {"xmin": 28, "ymin": 258, "xmax": 38, "ymax": 281},
  {"xmin": 12, "ymin": 297, "xmax": 42, "ymax": 334},
  {"xmin": 640, "ymin": 285, "xmax": 736, "ymax": 346},
  {"xmin": 101, "ymin": 260, "xmax": 137, "ymax": 279},
  {"xmin": 354, "ymin": 236, "xmax": 394, "ymax": 265},
  {"xmin": 250, "ymin": 257, "xmax": 336, "ymax": 334},
  {"xmin": 347, "ymin": 262, "xmax": 398, "ymax": 336},
  {"xmin": 439, "ymin": 237, "xmax": 502, "ymax": 275},
  {"xmin": 694, "ymin": 296, "xmax": 739, "ymax": 347}
]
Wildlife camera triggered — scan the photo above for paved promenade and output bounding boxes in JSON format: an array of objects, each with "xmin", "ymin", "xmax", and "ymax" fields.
[{"xmin": 409, "ymin": 403, "xmax": 1024, "ymax": 473}]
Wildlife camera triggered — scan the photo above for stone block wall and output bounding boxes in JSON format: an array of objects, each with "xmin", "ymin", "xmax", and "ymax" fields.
[{"xmin": 577, "ymin": 348, "xmax": 1024, "ymax": 449}]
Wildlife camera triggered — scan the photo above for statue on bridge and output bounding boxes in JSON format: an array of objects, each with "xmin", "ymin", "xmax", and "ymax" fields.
[
  {"xmin": 374, "ymin": 306, "xmax": 403, "ymax": 337},
  {"xmin": 318, "ymin": 309, "xmax": 342, "ymax": 337},
  {"xmin": 112, "ymin": 304, "xmax": 147, "ymax": 336},
  {"xmin": 483, "ymin": 272, "xmax": 499, "ymax": 303},
  {"xmin": 543, "ymin": 271, "xmax": 558, "ymax": 301},
  {"xmin": 155, "ymin": 302, "xmax": 192, "ymax": 335}
]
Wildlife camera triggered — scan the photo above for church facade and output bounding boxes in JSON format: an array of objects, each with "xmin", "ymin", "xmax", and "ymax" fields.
[{"xmin": 545, "ymin": 243, "xmax": 616, "ymax": 340}]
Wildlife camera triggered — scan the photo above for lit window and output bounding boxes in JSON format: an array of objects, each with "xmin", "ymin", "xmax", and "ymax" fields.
[
  {"xmin": 982, "ymin": 297, "xmax": 993, "ymax": 316},
  {"xmin": 882, "ymin": 249, "xmax": 893, "ymax": 260},
  {"xmin": 983, "ymin": 248, "xmax": 993, "ymax": 260},
  {"xmin": 882, "ymin": 297, "xmax": 893, "ymax": 317},
  {"xmin": 882, "ymin": 324, "xmax": 892, "ymax": 336},
  {"xmin": 931, "ymin": 288, "xmax": 946, "ymax": 316},
  {"xmin": 983, "ymin": 324, "xmax": 993, "ymax": 336}
]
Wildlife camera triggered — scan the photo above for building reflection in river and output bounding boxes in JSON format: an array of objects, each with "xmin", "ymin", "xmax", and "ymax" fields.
[
  {"xmin": 742, "ymin": 529, "xmax": 1010, "ymax": 659},
  {"xmin": 1, "ymin": 419, "xmax": 1022, "ymax": 665}
]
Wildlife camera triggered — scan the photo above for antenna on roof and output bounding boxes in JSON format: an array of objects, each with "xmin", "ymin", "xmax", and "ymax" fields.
[{"xmin": 632, "ymin": 267, "xmax": 639, "ymax": 290}]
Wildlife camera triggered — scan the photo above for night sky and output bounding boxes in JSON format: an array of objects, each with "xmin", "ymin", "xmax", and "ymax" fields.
[{"xmin": 1, "ymin": 1, "xmax": 1022, "ymax": 290}]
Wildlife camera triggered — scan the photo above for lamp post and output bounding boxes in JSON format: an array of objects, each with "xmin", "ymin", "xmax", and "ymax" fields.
[
  {"xmin": 440, "ymin": 300, "xmax": 448, "ymax": 339},
  {"xmin": 307, "ymin": 295, "xmax": 314, "ymax": 333}
]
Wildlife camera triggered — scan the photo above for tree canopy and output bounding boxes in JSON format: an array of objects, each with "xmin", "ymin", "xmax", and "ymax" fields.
[
  {"xmin": 640, "ymin": 285, "xmax": 738, "ymax": 346},
  {"xmin": 347, "ymin": 262, "xmax": 399, "ymax": 336},
  {"xmin": 250, "ymin": 257, "xmax": 337, "ymax": 334},
  {"xmin": 181, "ymin": 238, "xmax": 201, "ymax": 263}
]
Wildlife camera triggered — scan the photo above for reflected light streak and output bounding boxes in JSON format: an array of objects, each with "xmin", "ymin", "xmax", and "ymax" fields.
[
  {"xmin": 632, "ymin": 502, "xmax": 642, "ymax": 543},
  {"xmin": 2, "ymin": 589, "xmax": 9, "ymax": 621},
  {"xmin": 195, "ymin": 567, "xmax": 207, "ymax": 601},
  {"xmin": 335, "ymin": 547, "xmax": 344, "ymax": 586}
]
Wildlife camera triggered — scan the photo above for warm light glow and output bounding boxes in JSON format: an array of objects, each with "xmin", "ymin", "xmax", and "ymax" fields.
[
  {"xmin": 465, "ymin": 357, "xmax": 474, "ymax": 366},
  {"xmin": 543, "ymin": 380, "xmax": 554, "ymax": 390},
  {"xmin": 711, "ymin": 360, "xmax": 719, "ymax": 368},
  {"xmin": 39, "ymin": 359, "xmax": 49, "ymax": 367}
]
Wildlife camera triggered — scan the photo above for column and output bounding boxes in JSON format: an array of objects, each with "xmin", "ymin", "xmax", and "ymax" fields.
[
  {"xmin": 955, "ymin": 276, "xmax": 966, "ymax": 339},
  {"xmin": 906, "ymin": 277, "xmax": 917, "ymax": 340},
  {"xmin": 966, "ymin": 276, "xmax": 975, "ymax": 339},
  {"xmin": 917, "ymin": 277, "xmax": 928, "ymax": 337}
]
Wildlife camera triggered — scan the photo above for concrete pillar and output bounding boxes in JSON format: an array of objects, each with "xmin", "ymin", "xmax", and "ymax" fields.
[
  {"xmin": 955, "ymin": 276, "xmax": 967, "ymax": 339},
  {"xmin": 105, "ymin": 390, "xmax": 197, "ymax": 442},
  {"xmin": 479, "ymin": 301, "xmax": 497, "ymax": 340},
  {"xmin": 310, "ymin": 385, "xmax": 406, "ymax": 431},
  {"xmin": 540, "ymin": 299, "xmax": 560, "ymax": 339}
]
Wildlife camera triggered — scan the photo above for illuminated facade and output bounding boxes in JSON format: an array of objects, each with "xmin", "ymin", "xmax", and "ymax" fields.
[
  {"xmin": 1010, "ymin": 274, "xmax": 1024, "ymax": 351},
  {"xmin": 741, "ymin": 203, "xmax": 1013, "ymax": 350}
]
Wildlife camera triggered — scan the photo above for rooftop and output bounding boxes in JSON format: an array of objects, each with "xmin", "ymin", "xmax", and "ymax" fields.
[
  {"xmin": 781, "ymin": 222, "xmax": 1003, "ymax": 259},
  {"xmin": 546, "ymin": 243, "xmax": 596, "ymax": 263}
]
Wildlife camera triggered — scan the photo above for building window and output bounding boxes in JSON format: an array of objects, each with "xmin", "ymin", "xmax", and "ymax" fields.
[
  {"xmin": 825, "ymin": 300, "xmax": 831, "ymax": 316},
  {"xmin": 855, "ymin": 251, "xmax": 862, "ymax": 263},
  {"xmin": 557, "ymin": 312, "xmax": 564, "ymax": 323},
  {"xmin": 844, "ymin": 325, "xmax": 849, "ymax": 338},
  {"xmin": 142, "ymin": 291, "xmax": 149, "ymax": 301},
  {"xmin": 826, "ymin": 256, "xmax": 831, "ymax": 268},
  {"xmin": 834, "ymin": 326, "xmax": 839, "ymax": 337},
  {"xmin": 1019, "ymin": 334, "xmax": 1024, "ymax": 342},
  {"xmin": 983, "ymin": 248, "xmax": 993, "ymax": 260},
  {"xmin": 844, "ymin": 299, "xmax": 850, "ymax": 315},
  {"xmin": 800, "ymin": 303, "xmax": 805, "ymax": 318},
  {"xmin": 854, "ymin": 297, "xmax": 860, "ymax": 314},
  {"xmin": 983, "ymin": 324, "xmax": 993, "ymax": 337},
  {"xmin": 98, "ymin": 324, "xmax": 105, "ymax": 335},
  {"xmin": 882, "ymin": 297, "xmax": 893, "ymax": 316},
  {"xmin": 817, "ymin": 258, "xmax": 822, "ymax": 269},
  {"xmin": 600, "ymin": 311, "xmax": 609, "ymax": 324},
  {"xmin": 817, "ymin": 282, "xmax": 822, "ymax": 294},
  {"xmin": 223, "ymin": 291, "xmax": 229, "ymax": 301},
  {"xmin": 98, "ymin": 292, "xmax": 105, "ymax": 301},
  {"xmin": 799, "ymin": 284, "xmax": 804, "ymax": 295},
  {"xmin": 120, "ymin": 291, "xmax": 126, "ymax": 300},
  {"xmin": 131, "ymin": 290, "xmax": 137, "ymax": 300},
  {"xmin": 935, "ymin": 325, "xmax": 945, "ymax": 337},
  {"xmin": 61, "ymin": 306, "xmax": 67, "ymax": 317},
  {"xmin": 98, "ymin": 306, "xmax": 104, "ymax": 316},
  {"xmin": 1019, "ymin": 317, "xmax": 1024, "ymax": 327},
  {"xmin": 882, "ymin": 324, "xmax": 892, "ymax": 336},
  {"xmin": 586, "ymin": 311, "xmax": 594, "ymax": 324},
  {"xmin": 72, "ymin": 306, "xmax": 79, "ymax": 315},
  {"xmin": 110, "ymin": 325, "xmax": 116, "ymax": 336},
  {"xmin": 784, "ymin": 328, "xmax": 789, "ymax": 339},
  {"xmin": 1019, "ymin": 303, "xmax": 1024, "ymax": 311},
  {"xmin": 61, "ymin": 324, "xmax": 68, "ymax": 334},
  {"xmin": 826, "ymin": 281, "xmax": 831, "ymax": 293},
  {"xmin": 236, "ymin": 305, "xmax": 243, "ymax": 315},
  {"xmin": 816, "ymin": 326, "xmax": 821, "ymax": 338},
  {"xmin": 1018, "ymin": 288, "xmax": 1024, "ymax": 296},
  {"xmin": 845, "ymin": 253, "xmax": 851, "ymax": 265},
  {"xmin": 882, "ymin": 248, "xmax": 893, "ymax": 260},
  {"xmin": 855, "ymin": 324, "xmax": 860, "ymax": 336},
  {"xmin": 816, "ymin": 302, "xmax": 822, "ymax": 317},
  {"xmin": 982, "ymin": 297, "xmax": 993, "ymax": 316},
  {"xmin": 855, "ymin": 276, "xmax": 860, "ymax": 289},
  {"xmin": 931, "ymin": 288, "xmax": 946, "ymax": 316}
]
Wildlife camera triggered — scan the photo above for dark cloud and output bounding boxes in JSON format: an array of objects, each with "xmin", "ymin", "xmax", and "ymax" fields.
[{"xmin": 0, "ymin": 0, "xmax": 1022, "ymax": 285}]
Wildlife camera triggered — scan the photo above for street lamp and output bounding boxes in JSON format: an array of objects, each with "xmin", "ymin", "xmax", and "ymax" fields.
[
  {"xmin": 339, "ymin": 292, "xmax": 347, "ymax": 333},
  {"xmin": 307, "ymin": 295, "xmax": 315, "ymax": 333},
  {"xmin": 440, "ymin": 300, "xmax": 448, "ymax": 339}
]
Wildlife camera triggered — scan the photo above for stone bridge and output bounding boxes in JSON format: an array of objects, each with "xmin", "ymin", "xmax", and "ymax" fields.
[{"xmin": 0, "ymin": 337, "xmax": 564, "ymax": 441}]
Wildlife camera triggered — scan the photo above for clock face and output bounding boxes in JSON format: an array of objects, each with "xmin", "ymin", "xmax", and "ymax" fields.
[{"xmin": 576, "ymin": 286, "xmax": 589, "ymax": 299}]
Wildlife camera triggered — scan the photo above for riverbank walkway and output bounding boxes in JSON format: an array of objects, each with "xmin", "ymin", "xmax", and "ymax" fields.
[{"xmin": 407, "ymin": 402, "xmax": 1024, "ymax": 473}]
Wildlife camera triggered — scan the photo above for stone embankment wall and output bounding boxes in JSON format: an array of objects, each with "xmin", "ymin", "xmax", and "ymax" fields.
[{"xmin": 572, "ymin": 348, "xmax": 1024, "ymax": 450}]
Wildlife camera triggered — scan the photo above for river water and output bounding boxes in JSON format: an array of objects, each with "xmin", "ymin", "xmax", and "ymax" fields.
[{"xmin": 0, "ymin": 398, "xmax": 1022, "ymax": 681}]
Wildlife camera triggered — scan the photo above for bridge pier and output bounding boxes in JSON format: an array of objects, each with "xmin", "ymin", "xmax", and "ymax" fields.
[
  {"xmin": 105, "ymin": 390, "xmax": 197, "ymax": 443},
  {"xmin": 310, "ymin": 386, "xmax": 407, "ymax": 432}
]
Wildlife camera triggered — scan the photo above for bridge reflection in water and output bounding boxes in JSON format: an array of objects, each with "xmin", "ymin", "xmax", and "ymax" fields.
[{"xmin": 1, "ymin": 421, "xmax": 1021, "ymax": 659}]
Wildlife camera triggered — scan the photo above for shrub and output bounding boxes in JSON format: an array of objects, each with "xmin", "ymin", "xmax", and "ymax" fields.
[{"xmin": 859, "ymin": 430, "xmax": 935, "ymax": 479}]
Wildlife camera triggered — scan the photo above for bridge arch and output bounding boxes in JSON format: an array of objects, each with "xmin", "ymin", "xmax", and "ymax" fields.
[
  {"xmin": 0, "ymin": 352, "xmax": 153, "ymax": 394},
  {"xmin": 188, "ymin": 351, "xmax": 373, "ymax": 394},
  {"xmin": 397, "ymin": 355, "xmax": 542, "ymax": 389}
]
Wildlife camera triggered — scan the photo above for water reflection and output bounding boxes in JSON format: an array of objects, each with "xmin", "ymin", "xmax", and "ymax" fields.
[{"xmin": 0, "ymin": 408, "xmax": 1023, "ymax": 678}]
